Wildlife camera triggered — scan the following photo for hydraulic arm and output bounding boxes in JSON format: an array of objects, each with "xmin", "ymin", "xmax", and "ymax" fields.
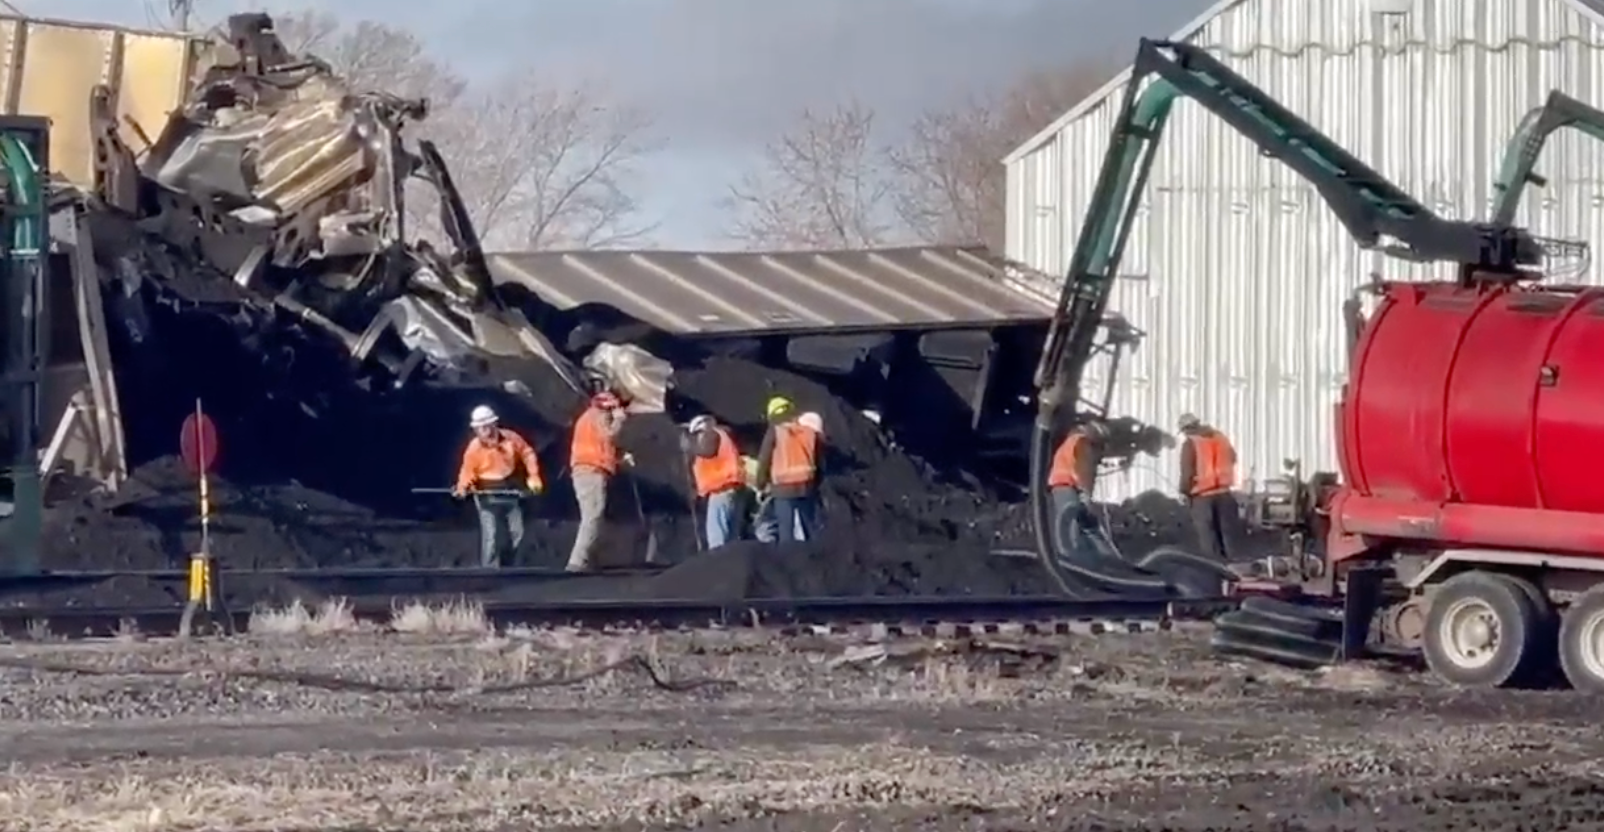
[
  {"xmin": 1029, "ymin": 39, "xmax": 1547, "ymax": 592},
  {"xmin": 0, "ymin": 117, "xmax": 48, "ymax": 573},
  {"xmin": 1492, "ymin": 90, "xmax": 1604, "ymax": 228}
]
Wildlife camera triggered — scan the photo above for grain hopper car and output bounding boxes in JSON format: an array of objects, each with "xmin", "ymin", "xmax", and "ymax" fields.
[{"xmin": 1027, "ymin": 38, "xmax": 1604, "ymax": 691}]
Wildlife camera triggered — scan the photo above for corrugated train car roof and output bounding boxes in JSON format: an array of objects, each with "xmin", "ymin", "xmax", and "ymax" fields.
[{"xmin": 485, "ymin": 246, "xmax": 1054, "ymax": 337}]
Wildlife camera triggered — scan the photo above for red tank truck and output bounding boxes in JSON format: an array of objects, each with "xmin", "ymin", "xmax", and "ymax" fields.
[{"xmin": 1027, "ymin": 40, "xmax": 1599, "ymax": 690}]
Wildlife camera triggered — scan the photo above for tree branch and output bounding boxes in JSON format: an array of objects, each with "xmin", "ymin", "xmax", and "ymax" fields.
[{"xmin": 722, "ymin": 100, "xmax": 900, "ymax": 250}]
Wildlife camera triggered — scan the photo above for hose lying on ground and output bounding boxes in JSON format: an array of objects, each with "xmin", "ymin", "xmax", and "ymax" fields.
[{"xmin": 0, "ymin": 654, "xmax": 735, "ymax": 695}]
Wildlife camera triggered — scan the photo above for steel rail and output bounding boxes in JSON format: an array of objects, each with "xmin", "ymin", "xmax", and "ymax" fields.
[{"xmin": 0, "ymin": 595, "xmax": 1239, "ymax": 640}]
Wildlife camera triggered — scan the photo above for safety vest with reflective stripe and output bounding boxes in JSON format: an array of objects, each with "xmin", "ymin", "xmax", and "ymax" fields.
[
  {"xmin": 570, "ymin": 406, "xmax": 619, "ymax": 475},
  {"xmin": 1047, "ymin": 433, "xmax": 1084, "ymax": 488},
  {"xmin": 693, "ymin": 428, "xmax": 743, "ymax": 496},
  {"xmin": 1189, "ymin": 432, "xmax": 1236, "ymax": 496},
  {"xmin": 771, "ymin": 423, "xmax": 819, "ymax": 487}
]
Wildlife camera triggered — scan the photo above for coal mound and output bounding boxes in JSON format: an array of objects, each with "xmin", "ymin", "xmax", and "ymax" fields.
[{"xmin": 37, "ymin": 283, "xmax": 1272, "ymax": 605}]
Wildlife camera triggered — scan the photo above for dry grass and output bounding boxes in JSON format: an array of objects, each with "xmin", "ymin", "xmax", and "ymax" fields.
[
  {"xmin": 247, "ymin": 598, "xmax": 364, "ymax": 636},
  {"xmin": 390, "ymin": 597, "xmax": 490, "ymax": 636},
  {"xmin": 246, "ymin": 598, "xmax": 490, "ymax": 638},
  {"xmin": 0, "ymin": 736, "xmax": 1214, "ymax": 832}
]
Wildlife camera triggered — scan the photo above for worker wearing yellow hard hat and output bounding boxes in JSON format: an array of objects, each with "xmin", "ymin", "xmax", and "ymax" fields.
[{"xmin": 751, "ymin": 394, "xmax": 823, "ymax": 543}]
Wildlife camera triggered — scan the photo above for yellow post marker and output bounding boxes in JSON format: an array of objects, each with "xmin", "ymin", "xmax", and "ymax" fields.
[{"xmin": 177, "ymin": 400, "xmax": 232, "ymax": 638}]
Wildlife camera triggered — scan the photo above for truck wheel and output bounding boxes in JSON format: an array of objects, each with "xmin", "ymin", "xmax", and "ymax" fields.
[
  {"xmin": 1422, "ymin": 571, "xmax": 1543, "ymax": 688},
  {"xmin": 1558, "ymin": 588, "xmax": 1604, "ymax": 693}
]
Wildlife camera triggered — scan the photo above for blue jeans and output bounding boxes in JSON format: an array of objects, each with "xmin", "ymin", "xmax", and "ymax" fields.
[
  {"xmin": 754, "ymin": 496, "xmax": 804, "ymax": 542},
  {"xmin": 704, "ymin": 489, "xmax": 739, "ymax": 549},
  {"xmin": 1049, "ymin": 486, "xmax": 1120, "ymax": 563},
  {"xmin": 475, "ymin": 495, "xmax": 525, "ymax": 567},
  {"xmin": 773, "ymin": 495, "xmax": 817, "ymax": 543}
]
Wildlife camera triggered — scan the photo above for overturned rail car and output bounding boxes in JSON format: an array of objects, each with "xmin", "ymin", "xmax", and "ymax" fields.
[{"xmin": 488, "ymin": 246, "xmax": 1056, "ymax": 482}]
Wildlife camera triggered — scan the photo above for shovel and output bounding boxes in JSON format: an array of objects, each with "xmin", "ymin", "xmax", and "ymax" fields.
[
  {"xmin": 681, "ymin": 448, "xmax": 706, "ymax": 552},
  {"xmin": 623, "ymin": 461, "xmax": 663, "ymax": 565}
]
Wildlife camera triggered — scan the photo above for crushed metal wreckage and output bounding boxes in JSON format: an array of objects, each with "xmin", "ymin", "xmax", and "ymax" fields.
[
  {"xmin": 2, "ymin": 12, "xmax": 667, "ymax": 563},
  {"xmin": 89, "ymin": 12, "xmax": 599, "ymax": 399},
  {"xmin": 3, "ymin": 11, "xmax": 1075, "ymax": 570}
]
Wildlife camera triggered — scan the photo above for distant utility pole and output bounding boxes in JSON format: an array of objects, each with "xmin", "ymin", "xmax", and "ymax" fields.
[{"xmin": 168, "ymin": 0, "xmax": 193, "ymax": 30}]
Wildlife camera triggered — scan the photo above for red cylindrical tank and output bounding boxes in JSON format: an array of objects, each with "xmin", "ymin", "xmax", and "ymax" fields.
[{"xmin": 1334, "ymin": 282, "xmax": 1604, "ymax": 558}]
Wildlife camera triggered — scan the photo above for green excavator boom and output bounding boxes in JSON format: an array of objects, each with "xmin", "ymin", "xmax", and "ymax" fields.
[{"xmin": 0, "ymin": 116, "xmax": 50, "ymax": 573}]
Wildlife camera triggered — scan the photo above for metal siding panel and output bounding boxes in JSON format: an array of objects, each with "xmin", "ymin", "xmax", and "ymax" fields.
[
  {"xmin": 487, "ymin": 247, "xmax": 1055, "ymax": 337},
  {"xmin": 0, "ymin": 16, "xmax": 204, "ymax": 188},
  {"xmin": 1002, "ymin": 0, "xmax": 1604, "ymax": 501}
]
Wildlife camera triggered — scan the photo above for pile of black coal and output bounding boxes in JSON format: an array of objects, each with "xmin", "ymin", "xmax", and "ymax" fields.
[
  {"xmin": 40, "ymin": 296, "xmax": 1038, "ymax": 591},
  {"xmin": 38, "ymin": 286, "xmax": 1264, "ymax": 605}
]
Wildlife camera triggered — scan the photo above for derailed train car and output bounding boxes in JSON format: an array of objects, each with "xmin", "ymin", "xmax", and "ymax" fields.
[{"xmin": 0, "ymin": 12, "xmax": 1066, "ymax": 567}]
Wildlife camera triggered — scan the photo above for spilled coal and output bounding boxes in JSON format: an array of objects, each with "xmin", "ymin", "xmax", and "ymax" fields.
[{"xmin": 31, "ymin": 285, "xmax": 1223, "ymax": 607}]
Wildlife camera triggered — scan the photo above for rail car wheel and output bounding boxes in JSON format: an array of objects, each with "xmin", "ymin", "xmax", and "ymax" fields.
[
  {"xmin": 1422, "ymin": 571, "xmax": 1545, "ymax": 689},
  {"xmin": 1558, "ymin": 587, "xmax": 1604, "ymax": 693}
]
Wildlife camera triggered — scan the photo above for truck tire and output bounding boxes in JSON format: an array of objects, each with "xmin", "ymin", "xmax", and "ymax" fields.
[
  {"xmin": 1422, "ymin": 571, "xmax": 1544, "ymax": 689},
  {"xmin": 1558, "ymin": 587, "xmax": 1604, "ymax": 693}
]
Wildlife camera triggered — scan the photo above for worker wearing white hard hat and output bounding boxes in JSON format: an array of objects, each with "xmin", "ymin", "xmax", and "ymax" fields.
[
  {"xmin": 684, "ymin": 414, "xmax": 745, "ymax": 549},
  {"xmin": 453, "ymin": 404, "xmax": 544, "ymax": 567}
]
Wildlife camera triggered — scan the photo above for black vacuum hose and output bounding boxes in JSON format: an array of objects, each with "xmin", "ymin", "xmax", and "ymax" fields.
[{"xmin": 1028, "ymin": 420, "xmax": 1173, "ymax": 597}]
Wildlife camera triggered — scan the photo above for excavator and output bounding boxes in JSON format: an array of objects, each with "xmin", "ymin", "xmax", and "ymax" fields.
[
  {"xmin": 1025, "ymin": 39, "xmax": 1604, "ymax": 682},
  {"xmin": 0, "ymin": 117, "xmax": 50, "ymax": 572}
]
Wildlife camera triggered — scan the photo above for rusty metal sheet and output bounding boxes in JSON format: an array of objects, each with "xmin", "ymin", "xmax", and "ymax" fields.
[
  {"xmin": 486, "ymin": 246, "xmax": 1053, "ymax": 337},
  {"xmin": 0, "ymin": 15, "xmax": 208, "ymax": 186}
]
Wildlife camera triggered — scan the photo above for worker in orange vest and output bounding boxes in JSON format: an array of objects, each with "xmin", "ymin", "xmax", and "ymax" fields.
[
  {"xmin": 684, "ymin": 414, "xmax": 744, "ymax": 548},
  {"xmin": 1177, "ymin": 412, "xmax": 1240, "ymax": 562},
  {"xmin": 452, "ymin": 404, "xmax": 544, "ymax": 567},
  {"xmin": 753, "ymin": 396, "xmax": 821, "ymax": 543},
  {"xmin": 1045, "ymin": 419, "xmax": 1120, "ymax": 562},
  {"xmin": 566, "ymin": 390, "xmax": 631, "ymax": 572}
]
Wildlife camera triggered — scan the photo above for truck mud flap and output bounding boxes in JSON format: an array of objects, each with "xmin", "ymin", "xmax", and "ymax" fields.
[{"xmin": 1212, "ymin": 609, "xmax": 1341, "ymax": 669}]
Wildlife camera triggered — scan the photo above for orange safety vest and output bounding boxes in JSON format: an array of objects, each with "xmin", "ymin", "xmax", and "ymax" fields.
[
  {"xmin": 770, "ymin": 423, "xmax": 819, "ymax": 487},
  {"xmin": 570, "ymin": 406, "xmax": 619, "ymax": 475},
  {"xmin": 456, "ymin": 428, "xmax": 541, "ymax": 491},
  {"xmin": 693, "ymin": 428, "xmax": 743, "ymax": 496},
  {"xmin": 1047, "ymin": 433, "xmax": 1084, "ymax": 488},
  {"xmin": 1189, "ymin": 432, "xmax": 1236, "ymax": 496}
]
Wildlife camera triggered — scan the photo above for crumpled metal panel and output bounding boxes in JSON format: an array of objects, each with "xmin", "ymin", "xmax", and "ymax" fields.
[
  {"xmin": 0, "ymin": 15, "xmax": 207, "ymax": 187},
  {"xmin": 583, "ymin": 343, "xmax": 671, "ymax": 414}
]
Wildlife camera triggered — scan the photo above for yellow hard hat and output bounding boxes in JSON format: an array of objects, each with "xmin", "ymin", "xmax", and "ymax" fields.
[{"xmin": 765, "ymin": 396, "xmax": 794, "ymax": 418}]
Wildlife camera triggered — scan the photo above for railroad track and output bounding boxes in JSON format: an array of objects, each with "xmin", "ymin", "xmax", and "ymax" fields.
[{"xmin": 0, "ymin": 595, "xmax": 1240, "ymax": 640}]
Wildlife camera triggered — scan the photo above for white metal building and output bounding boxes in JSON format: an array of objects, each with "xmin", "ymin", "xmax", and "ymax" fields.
[{"xmin": 1004, "ymin": 0, "xmax": 1604, "ymax": 500}]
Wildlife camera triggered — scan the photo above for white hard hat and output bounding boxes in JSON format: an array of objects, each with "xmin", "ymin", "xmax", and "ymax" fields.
[
  {"xmin": 469, "ymin": 405, "xmax": 499, "ymax": 428},
  {"xmin": 687, "ymin": 415, "xmax": 713, "ymax": 433},
  {"xmin": 798, "ymin": 412, "xmax": 823, "ymax": 434}
]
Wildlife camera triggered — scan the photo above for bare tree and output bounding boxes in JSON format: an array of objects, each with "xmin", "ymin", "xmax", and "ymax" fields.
[
  {"xmin": 887, "ymin": 65, "xmax": 1108, "ymax": 250},
  {"xmin": 445, "ymin": 73, "xmax": 660, "ymax": 250},
  {"xmin": 247, "ymin": 11, "xmax": 660, "ymax": 251},
  {"xmin": 723, "ymin": 101, "xmax": 901, "ymax": 250},
  {"xmin": 267, "ymin": 11, "xmax": 466, "ymax": 108}
]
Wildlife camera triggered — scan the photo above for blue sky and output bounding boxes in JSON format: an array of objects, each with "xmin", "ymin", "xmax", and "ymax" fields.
[{"xmin": 33, "ymin": 0, "xmax": 1204, "ymax": 247}]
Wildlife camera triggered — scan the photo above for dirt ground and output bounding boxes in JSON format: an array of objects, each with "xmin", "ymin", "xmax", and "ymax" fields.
[{"xmin": 1, "ymin": 623, "xmax": 1601, "ymax": 832}]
